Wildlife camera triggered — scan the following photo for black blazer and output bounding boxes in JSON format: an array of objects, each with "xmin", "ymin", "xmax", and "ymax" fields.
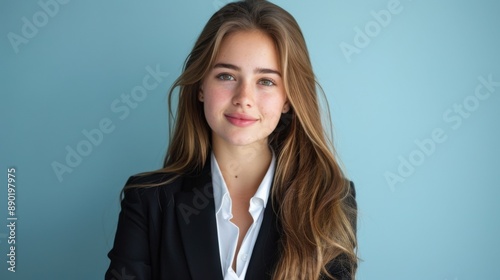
[{"xmin": 105, "ymin": 162, "xmax": 356, "ymax": 280}]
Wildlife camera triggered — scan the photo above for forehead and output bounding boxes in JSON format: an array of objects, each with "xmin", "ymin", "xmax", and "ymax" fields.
[{"xmin": 215, "ymin": 30, "xmax": 280, "ymax": 70}]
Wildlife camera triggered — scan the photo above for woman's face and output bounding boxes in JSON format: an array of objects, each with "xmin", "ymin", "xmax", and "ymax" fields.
[{"xmin": 200, "ymin": 30, "xmax": 289, "ymax": 148}]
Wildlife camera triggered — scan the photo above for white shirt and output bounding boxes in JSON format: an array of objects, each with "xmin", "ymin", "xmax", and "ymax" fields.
[{"xmin": 211, "ymin": 152, "xmax": 276, "ymax": 280}]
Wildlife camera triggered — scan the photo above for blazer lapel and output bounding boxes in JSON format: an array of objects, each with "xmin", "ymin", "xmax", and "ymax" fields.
[
  {"xmin": 245, "ymin": 199, "xmax": 282, "ymax": 280},
  {"xmin": 175, "ymin": 163, "xmax": 223, "ymax": 280}
]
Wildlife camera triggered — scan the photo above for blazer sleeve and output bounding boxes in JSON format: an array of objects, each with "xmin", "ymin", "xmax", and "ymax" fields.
[
  {"xmin": 105, "ymin": 179, "xmax": 152, "ymax": 280},
  {"xmin": 325, "ymin": 180, "xmax": 357, "ymax": 280}
]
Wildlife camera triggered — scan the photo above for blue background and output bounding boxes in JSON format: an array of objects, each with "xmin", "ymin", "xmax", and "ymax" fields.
[{"xmin": 1, "ymin": 0, "xmax": 499, "ymax": 279}]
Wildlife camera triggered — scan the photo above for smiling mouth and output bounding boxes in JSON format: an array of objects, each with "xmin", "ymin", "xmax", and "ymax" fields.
[
  {"xmin": 225, "ymin": 113, "xmax": 258, "ymax": 120},
  {"xmin": 224, "ymin": 114, "xmax": 258, "ymax": 127},
  {"xmin": 225, "ymin": 115, "xmax": 257, "ymax": 121}
]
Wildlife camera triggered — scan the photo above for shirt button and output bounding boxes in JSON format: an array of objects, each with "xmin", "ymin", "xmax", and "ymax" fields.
[{"xmin": 241, "ymin": 253, "xmax": 248, "ymax": 262}]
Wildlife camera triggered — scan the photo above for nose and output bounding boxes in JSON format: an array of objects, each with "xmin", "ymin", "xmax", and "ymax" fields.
[{"xmin": 232, "ymin": 80, "xmax": 253, "ymax": 108}]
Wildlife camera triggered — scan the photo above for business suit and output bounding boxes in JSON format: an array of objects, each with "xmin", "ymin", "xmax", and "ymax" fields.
[{"xmin": 105, "ymin": 161, "xmax": 356, "ymax": 280}]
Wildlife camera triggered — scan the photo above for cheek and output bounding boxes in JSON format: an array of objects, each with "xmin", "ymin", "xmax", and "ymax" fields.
[
  {"xmin": 262, "ymin": 103, "xmax": 285, "ymax": 129},
  {"xmin": 203, "ymin": 86, "xmax": 230, "ymax": 108},
  {"xmin": 203, "ymin": 91, "xmax": 223, "ymax": 114},
  {"xmin": 203, "ymin": 100, "xmax": 218, "ymax": 126},
  {"xmin": 202, "ymin": 91, "xmax": 228, "ymax": 130}
]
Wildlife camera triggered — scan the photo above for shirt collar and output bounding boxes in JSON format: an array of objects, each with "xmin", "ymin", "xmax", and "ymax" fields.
[{"xmin": 211, "ymin": 150, "xmax": 276, "ymax": 214}]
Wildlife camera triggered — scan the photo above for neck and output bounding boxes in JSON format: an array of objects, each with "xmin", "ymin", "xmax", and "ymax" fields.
[{"xmin": 212, "ymin": 139, "xmax": 272, "ymax": 194}]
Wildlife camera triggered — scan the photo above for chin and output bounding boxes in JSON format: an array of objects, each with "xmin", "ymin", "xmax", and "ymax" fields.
[{"xmin": 222, "ymin": 134, "xmax": 268, "ymax": 147}]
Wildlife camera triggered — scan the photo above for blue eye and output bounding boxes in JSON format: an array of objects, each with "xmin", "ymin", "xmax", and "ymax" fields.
[
  {"xmin": 259, "ymin": 79, "xmax": 275, "ymax": 86},
  {"xmin": 216, "ymin": 74, "xmax": 235, "ymax": 81}
]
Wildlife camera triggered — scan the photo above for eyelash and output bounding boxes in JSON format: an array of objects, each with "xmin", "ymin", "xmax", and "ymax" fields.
[
  {"xmin": 215, "ymin": 73, "xmax": 276, "ymax": 86},
  {"xmin": 216, "ymin": 73, "xmax": 235, "ymax": 81},
  {"xmin": 259, "ymin": 79, "xmax": 275, "ymax": 87}
]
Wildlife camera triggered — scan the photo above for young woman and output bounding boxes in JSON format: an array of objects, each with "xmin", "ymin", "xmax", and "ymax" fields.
[{"xmin": 105, "ymin": 1, "xmax": 357, "ymax": 279}]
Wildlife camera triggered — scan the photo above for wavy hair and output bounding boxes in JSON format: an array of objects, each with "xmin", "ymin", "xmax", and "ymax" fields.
[{"xmin": 159, "ymin": 0, "xmax": 357, "ymax": 279}]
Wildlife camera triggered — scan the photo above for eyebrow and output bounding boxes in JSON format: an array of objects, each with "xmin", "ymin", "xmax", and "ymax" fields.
[{"xmin": 213, "ymin": 63, "xmax": 281, "ymax": 77}]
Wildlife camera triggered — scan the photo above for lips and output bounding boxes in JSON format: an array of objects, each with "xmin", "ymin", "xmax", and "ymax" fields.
[{"xmin": 224, "ymin": 113, "xmax": 258, "ymax": 127}]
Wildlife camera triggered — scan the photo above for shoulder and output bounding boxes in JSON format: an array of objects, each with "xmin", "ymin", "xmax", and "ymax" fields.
[
  {"xmin": 120, "ymin": 172, "xmax": 183, "ymax": 208},
  {"xmin": 125, "ymin": 171, "xmax": 180, "ymax": 189},
  {"xmin": 338, "ymin": 180, "xmax": 356, "ymax": 208},
  {"xmin": 343, "ymin": 180, "xmax": 356, "ymax": 208},
  {"xmin": 347, "ymin": 180, "xmax": 356, "ymax": 207},
  {"xmin": 348, "ymin": 180, "xmax": 355, "ymax": 198},
  {"xmin": 120, "ymin": 163, "xmax": 211, "ymax": 206}
]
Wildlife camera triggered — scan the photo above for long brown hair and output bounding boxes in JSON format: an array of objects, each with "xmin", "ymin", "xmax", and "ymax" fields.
[{"xmin": 161, "ymin": 0, "xmax": 357, "ymax": 279}]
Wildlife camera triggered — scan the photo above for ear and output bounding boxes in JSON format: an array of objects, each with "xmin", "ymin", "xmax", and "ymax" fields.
[
  {"xmin": 198, "ymin": 87, "xmax": 204, "ymax": 102},
  {"xmin": 282, "ymin": 101, "xmax": 290, "ymax": 113}
]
